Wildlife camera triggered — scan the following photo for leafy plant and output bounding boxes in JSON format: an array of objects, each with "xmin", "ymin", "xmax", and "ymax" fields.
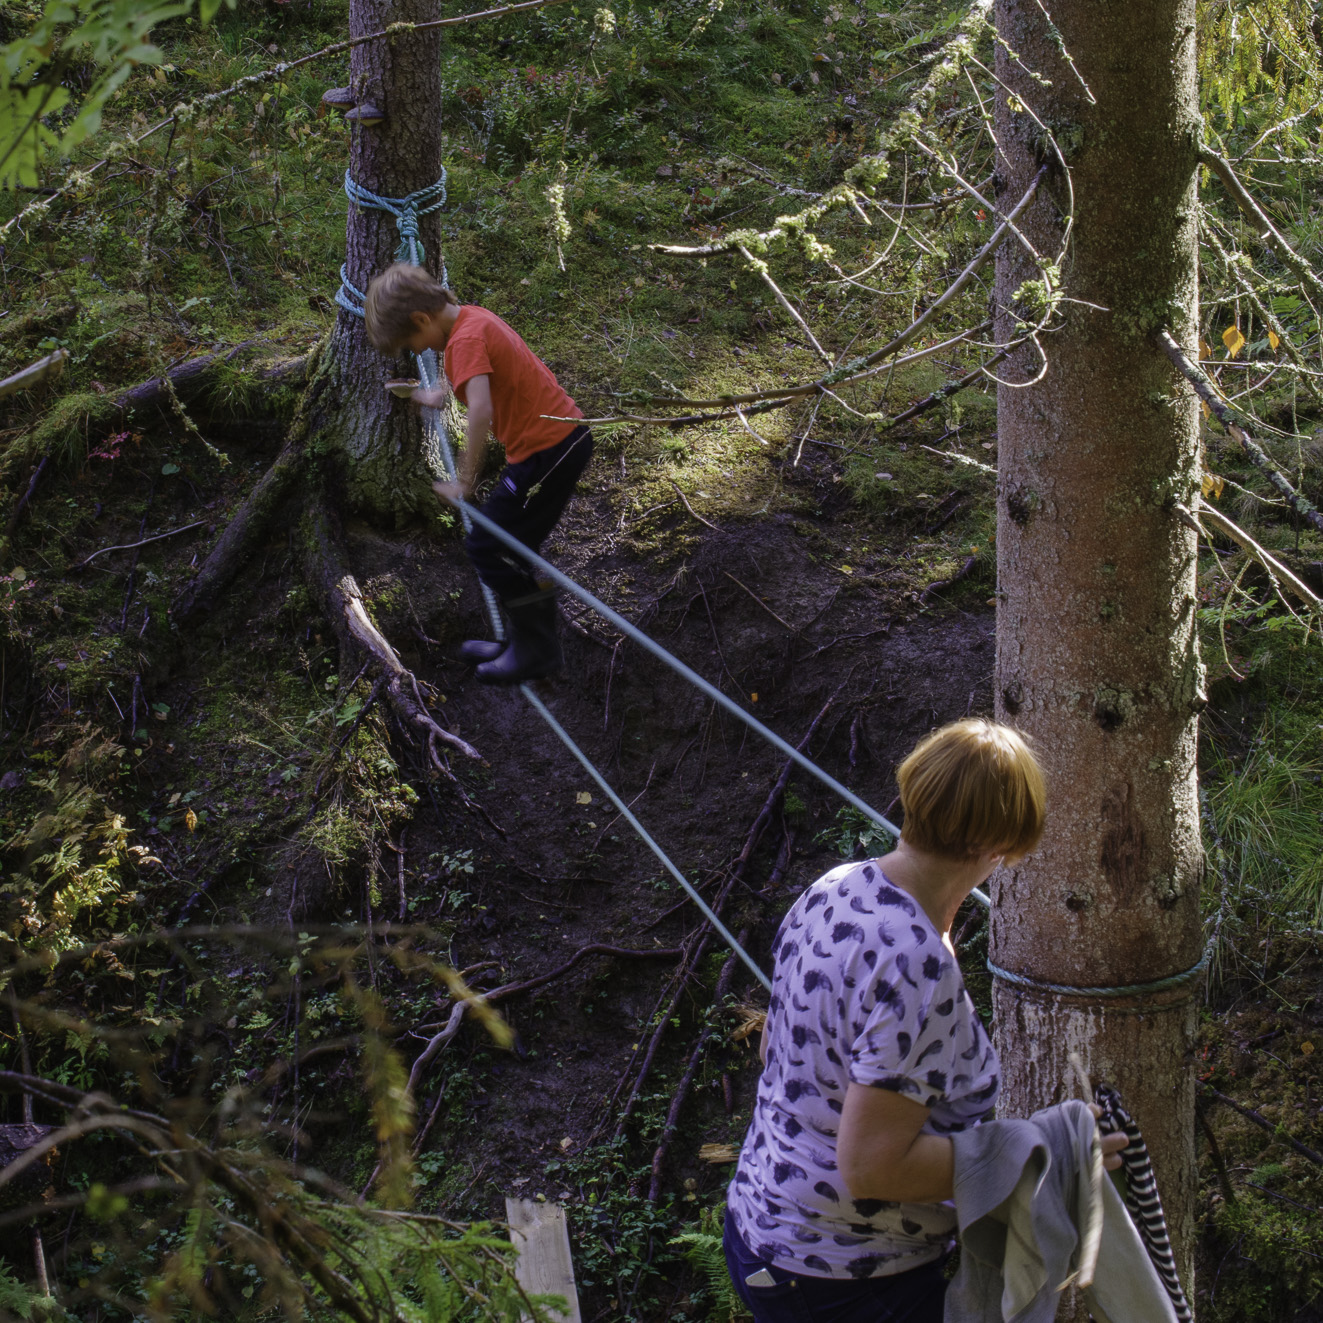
[
  {"xmin": 0, "ymin": 0, "xmax": 236, "ymax": 189},
  {"xmin": 671, "ymin": 1204, "xmax": 748, "ymax": 1322},
  {"xmin": 816, "ymin": 804, "xmax": 895, "ymax": 860}
]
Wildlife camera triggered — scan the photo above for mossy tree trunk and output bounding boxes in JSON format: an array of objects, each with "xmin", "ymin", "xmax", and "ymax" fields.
[
  {"xmin": 310, "ymin": 0, "xmax": 447, "ymax": 522},
  {"xmin": 992, "ymin": 0, "xmax": 1204, "ymax": 1298}
]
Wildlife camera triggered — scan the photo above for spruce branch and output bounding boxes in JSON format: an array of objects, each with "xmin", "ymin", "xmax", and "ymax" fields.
[{"xmin": 1157, "ymin": 328, "xmax": 1323, "ymax": 535}]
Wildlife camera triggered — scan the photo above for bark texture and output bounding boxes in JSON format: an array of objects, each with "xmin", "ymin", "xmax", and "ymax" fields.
[
  {"xmin": 317, "ymin": 0, "xmax": 448, "ymax": 520},
  {"xmin": 991, "ymin": 0, "xmax": 1204, "ymax": 1295}
]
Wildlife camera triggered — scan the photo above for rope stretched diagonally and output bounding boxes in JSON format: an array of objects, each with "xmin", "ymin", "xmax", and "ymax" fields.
[
  {"xmin": 332, "ymin": 167, "xmax": 1005, "ymax": 994},
  {"xmin": 334, "ymin": 170, "xmax": 780, "ymax": 990}
]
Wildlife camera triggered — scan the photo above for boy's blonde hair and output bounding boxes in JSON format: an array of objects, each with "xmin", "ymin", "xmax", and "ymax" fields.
[
  {"xmin": 363, "ymin": 263, "xmax": 458, "ymax": 354},
  {"xmin": 896, "ymin": 719, "xmax": 1046, "ymax": 862}
]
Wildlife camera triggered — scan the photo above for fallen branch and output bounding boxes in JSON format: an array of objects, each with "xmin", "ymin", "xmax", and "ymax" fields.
[
  {"xmin": 1199, "ymin": 146, "xmax": 1323, "ymax": 307},
  {"xmin": 302, "ymin": 499, "xmax": 481, "ymax": 769},
  {"xmin": 0, "ymin": 349, "xmax": 68, "ymax": 402},
  {"xmin": 920, "ymin": 554, "xmax": 978, "ymax": 604},
  {"xmin": 112, "ymin": 341, "xmax": 309, "ymax": 418},
  {"xmin": 1177, "ymin": 501, "xmax": 1323, "ymax": 613},
  {"xmin": 722, "ymin": 571, "xmax": 798, "ymax": 634},
  {"xmin": 2, "ymin": 454, "xmax": 49, "ymax": 546},
  {"xmin": 648, "ymin": 927, "xmax": 750, "ymax": 1201},
  {"xmin": 406, "ymin": 944, "xmax": 683, "ymax": 1096},
  {"xmin": 1200, "ymin": 1083, "xmax": 1323, "ymax": 1168},
  {"xmin": 1157, "ymin": 329, "xmax": 1323, "ymax": 535},
  {"xmin": 73, "ymin": 521, "xmax": 207, "ymax": 569},
  {"xmin": 668, "ymin": 479, "xmax": 720, "ymax": 531}
]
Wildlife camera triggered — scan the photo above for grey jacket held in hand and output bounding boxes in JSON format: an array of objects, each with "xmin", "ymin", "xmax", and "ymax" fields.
[{"xmin": 945, "ymin": 1100, "xmax": 1178, "ymax": 1323}]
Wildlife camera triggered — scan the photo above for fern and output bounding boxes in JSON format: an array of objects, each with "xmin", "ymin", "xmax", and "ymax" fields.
[
  {"xmin": 0, "ymin": 1263, "xmax": 37, "ymax": 1321},
  {"xmin": 671, "ymin": 1206, "xmax": 749, "ymax": 1323}
]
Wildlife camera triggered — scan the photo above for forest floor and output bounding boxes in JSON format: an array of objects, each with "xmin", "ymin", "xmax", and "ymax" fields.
[{"xmin": 1, "ymin": 1, "xmax": 1322, "ymax": 1320}]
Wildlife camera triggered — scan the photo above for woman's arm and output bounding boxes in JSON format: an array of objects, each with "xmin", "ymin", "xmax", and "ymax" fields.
[{"xmin": 836, "ymin": 1082, "xmax": 954, "ymax": 1203}]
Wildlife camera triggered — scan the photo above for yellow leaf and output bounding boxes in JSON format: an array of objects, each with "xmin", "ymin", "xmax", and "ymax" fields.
[
  {"xmin": 1302, "ymin": 1041, "xmax": 1315, "ymax": 1056},
  {"xmin": 1268, "ymin": 329, "xmax": 1280, "ymax": 351},
  {"xmin": 185, "ymin": 808, "xmax": 198, "ymax": 832},
  {"xmin": 1201, "ymin": 400, "xmax": 1212, "ymax": 421},
  {"xmin": 1201, "ymin": 472, "xmax": 1225, "ymax": 501},
  {"xmin": 1222, "ymin": 325, "xmax": 1245, "ymax": 358},
  {"xmin": 1198, "ymin": 337, "xmax": 1212, "ymax": 361},
  {"xmin": 575, "ymin": 791, "xmax": 592, "ymax": 805}
]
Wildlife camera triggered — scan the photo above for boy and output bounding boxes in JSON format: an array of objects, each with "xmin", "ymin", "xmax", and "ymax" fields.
[{"xmin": 364, "ymin": 264, "xmax": 593, "ymax": 685}]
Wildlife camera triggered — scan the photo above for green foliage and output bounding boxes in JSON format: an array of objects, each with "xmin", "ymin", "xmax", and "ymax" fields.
[
  {"xmin": 816, "ymin": 804, "xmax": 894, "ymax": 860},
  {"xmin": 1203, "ymin": 722, "xmax": 1323, "ymax": 926},
  {"xmin": 0, "ymin": 1262, "xmax": 39, "ymax": 1320},
  {"xmin": 0, "ymin": 0, "xmax": 235, "ymax": 189},
  {"xmin": 1198, "ymin": 0, "xmax": 1323, "ymax": 126},
  {"xmin": 670, "ymin": 1205, "xmax": 748, "ymax": 1322},
  {"xmin": 0, "ymin": 726, "xmax": 150, "ymax": 953}
]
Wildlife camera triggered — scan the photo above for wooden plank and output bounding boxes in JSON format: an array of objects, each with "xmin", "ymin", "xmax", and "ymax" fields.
[{"xmin": 504, "ymin": 1197, "xmax": 582, "ymax": 1323}]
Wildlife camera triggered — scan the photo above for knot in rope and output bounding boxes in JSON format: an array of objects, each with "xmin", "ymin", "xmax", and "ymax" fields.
[{"xmin": 336, "ymin": 168, "xmax": 449, "ymax": 315}]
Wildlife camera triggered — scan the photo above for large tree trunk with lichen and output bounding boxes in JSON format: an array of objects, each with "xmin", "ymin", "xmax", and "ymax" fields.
[
  {"xmin": 991, "ymin": 0, "xmax": 1204, "ymax": 1303},
  {"xmin": 310, "ymin": 0, "xmax": 448, "ymax": 522}
]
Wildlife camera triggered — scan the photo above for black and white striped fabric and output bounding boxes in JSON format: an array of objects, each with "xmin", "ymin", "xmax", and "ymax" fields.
[{"xmin": 1094, "ymin": 1083, "xmax": 1193, "ymax": 1323}]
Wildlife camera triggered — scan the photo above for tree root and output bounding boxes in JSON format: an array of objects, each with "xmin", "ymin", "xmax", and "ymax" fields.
[
  {"xmin": 647, "ymin": 926, "xmax": 750, "ymax": 1201},
  {"xmin": 405, "ymin": 943, "xmax": 685, "ymax": 1097},
  {"xmin": 302, "ymin": 498, "xmax": 481, "ymax": 772},
  {"xmin": 172, "ymin": 437, "xmax": 307, "ymax": 626}
]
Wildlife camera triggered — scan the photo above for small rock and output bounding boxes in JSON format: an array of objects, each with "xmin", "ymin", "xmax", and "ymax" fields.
[
  {"xmin": 0, "ymin": 770, "xmax": 23, "ymax": 791},
  {"xmin": 655, "ymin": 164, "xmax": 673, "ymax": 178},
  {"xmin": 875, "ymin": 472, "xmax": 893, "ymax": 481}
]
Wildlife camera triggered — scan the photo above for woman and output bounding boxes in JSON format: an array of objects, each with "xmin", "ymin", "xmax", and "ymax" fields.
[{"xmin": 724, "ymin": 718, "xmax": 1125, "ymax": 1322}]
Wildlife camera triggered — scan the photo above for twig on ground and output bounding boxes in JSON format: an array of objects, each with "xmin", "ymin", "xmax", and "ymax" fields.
[
  {"xmin": 1201, "ymin": 1083, "xmax": 1323, "ymax": 1167},
  {"xmin": 73, "ymin": 521, "xmax": 208, "ymax": 569},
  {"xmin": 722, "ymin": 571, "xmax": 798, "ymax": 634},
  {"xmin": 647, "ymin": 928, "xmax": 750, "ymax": 1201},
  {"xmin": 920, "ymin": 555, "xmax": 978, "ymax": 603},
  {"xmin": 667, "ymin": 479, "xmax": 720, "ymax": 531}
]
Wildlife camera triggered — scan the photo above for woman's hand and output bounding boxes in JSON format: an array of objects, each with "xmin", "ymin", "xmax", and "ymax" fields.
[{"xmin": 1089, "ymin": 1103, "xmax": 1130, "ymax": 1171}]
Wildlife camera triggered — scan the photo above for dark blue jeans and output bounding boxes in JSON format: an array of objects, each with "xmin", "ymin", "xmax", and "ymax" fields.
[
  {"xmin": 723, "ymin": 1213, "xmax": 946, "ymax": 1323},
  {"xmin": 464, "ymin": 424, "xmax": 593, "ymax": 600}
]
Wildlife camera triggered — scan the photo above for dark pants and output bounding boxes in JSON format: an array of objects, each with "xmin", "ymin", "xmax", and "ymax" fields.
[
  {"xmin": 723, "ymin": 1213, "xmax": 946, "ymax": 1323},
  {"xmin": 464, "ymin": 425, "xmax": 593, "ymax": 601}
]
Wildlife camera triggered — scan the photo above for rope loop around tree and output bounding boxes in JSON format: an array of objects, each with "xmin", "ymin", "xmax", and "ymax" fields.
[{"xmin": 336, "ymin": 168, "xmax": 450, "ymax": 314}]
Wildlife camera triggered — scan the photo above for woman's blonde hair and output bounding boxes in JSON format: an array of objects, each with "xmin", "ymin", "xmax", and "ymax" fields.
[
  {"xmin": 363, "ymin": 263, "xmax": 458, "ymax": 354},
  {"xmin": 896, "ymin": 719, "xmax": 1046, "ymax": 862}
]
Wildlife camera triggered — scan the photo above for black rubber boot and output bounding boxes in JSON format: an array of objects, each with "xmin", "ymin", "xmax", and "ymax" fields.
[
  {"xmin": 459, "ymin": 638, "xmax": 506, "ymax": 664},
  {"xmin": 475, "ymin": 592, "xmax": 562, "ymax": 685}
]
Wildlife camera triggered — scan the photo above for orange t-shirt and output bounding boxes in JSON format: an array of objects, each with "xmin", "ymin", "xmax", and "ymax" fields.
[{"xmin": 443, "ymin": 306, "xmax": 583, "ymax": 463}]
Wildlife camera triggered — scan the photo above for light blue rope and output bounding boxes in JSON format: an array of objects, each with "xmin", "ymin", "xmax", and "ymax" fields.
[
  {"xmin": 419, "ymin": 368, "xmax": 772, "ymax": 989},
  {"xmin": 449, "ymin": 495, "xmax": 992, "ymax": 913},
  {"xmin": 987, "ymin": 942, "xmax": 1212, "ymax": 1001},
  {"xmin": 335, "ymin": 168, "xmax": 450, "ymax": 316}
]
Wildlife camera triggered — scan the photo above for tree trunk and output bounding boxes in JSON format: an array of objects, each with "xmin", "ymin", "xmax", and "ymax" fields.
[
  {"xmin": 992, "ymin": 0, "xmax": 1204, "ymax": 1300},
  {"xmin": 316, "ymin": 0, "xmax": 447, "ymax": 521}
]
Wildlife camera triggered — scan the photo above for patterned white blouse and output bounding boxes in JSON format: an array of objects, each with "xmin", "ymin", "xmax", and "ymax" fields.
[{"xmin": 726, "ymin": 860, "xmax": 1000, "ymax": 1280}]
